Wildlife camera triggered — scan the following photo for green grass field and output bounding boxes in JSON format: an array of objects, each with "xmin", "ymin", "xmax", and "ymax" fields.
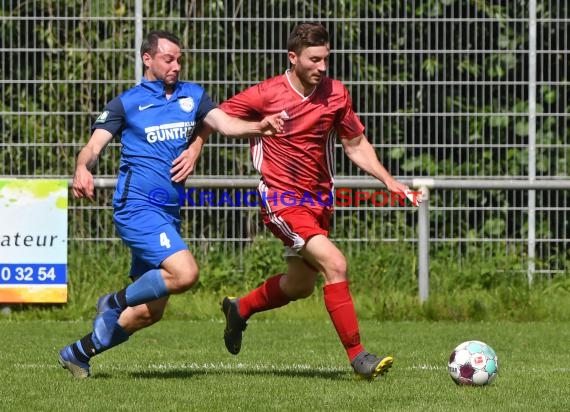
[{"xmin": 1, "ymin": 315, "xmax": 569, "ymax": 412}]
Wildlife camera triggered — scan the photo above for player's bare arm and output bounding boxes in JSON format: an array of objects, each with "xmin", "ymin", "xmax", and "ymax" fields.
[
  {"xmin": 72, "ymin": 129, "xmax": 113, "ymax": 200},
  {"xmin": 341, "ymin": 133, "xmax": 421, "ymax": 203},
  {"xmin": 171, "ymin": 108, "xmax": 284, "ymax": 182},
  {"xmin": 203, "ymin": 107, "xmax": 283, "ymax": 138},
  {"xmin": 171, "ymin": 125, "xmax": 212, "ymax": 183}
]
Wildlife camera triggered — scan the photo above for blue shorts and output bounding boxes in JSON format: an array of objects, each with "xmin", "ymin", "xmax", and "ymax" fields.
[{"xmin": 114, "ymin": 203, "xmax": 187, "ymax": 277}]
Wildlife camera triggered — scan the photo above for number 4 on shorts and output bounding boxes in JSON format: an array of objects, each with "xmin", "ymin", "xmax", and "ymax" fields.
[{"xmin": 159, "ymin": 232, "xmax": 171, "ymax": 249}]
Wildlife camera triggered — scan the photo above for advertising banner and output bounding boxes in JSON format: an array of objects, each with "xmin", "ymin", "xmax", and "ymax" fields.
[{"xmin": 0, "ymin": 179, "xmax": 68, "ymax": 303}]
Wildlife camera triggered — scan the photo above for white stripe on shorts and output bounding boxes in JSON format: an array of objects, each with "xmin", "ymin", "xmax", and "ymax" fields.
[{"xmin": 269, "ymin": 213, "xmax": 305, "ymax": 252}]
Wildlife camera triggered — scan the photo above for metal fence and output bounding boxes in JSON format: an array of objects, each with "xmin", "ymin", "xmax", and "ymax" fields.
[{"xmin": 1, "ymin": 1, "xmax": 569, "ymax": 294}]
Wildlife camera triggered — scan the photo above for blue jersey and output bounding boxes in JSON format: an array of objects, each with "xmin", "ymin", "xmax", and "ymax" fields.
[{"xmin": 92, "ymin": 79, "xmax": 215, "ymax": 208}]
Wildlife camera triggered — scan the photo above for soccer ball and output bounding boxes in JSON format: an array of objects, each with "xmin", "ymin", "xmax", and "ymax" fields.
[{"xmin": 448, "ymin": 340, "xmax": 498, "ymax": 386}]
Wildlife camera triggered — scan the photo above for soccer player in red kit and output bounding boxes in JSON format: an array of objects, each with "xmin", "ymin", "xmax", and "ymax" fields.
[{"xmin": 185, "ymin": 22, "xmax": 421, "ymax": 380}]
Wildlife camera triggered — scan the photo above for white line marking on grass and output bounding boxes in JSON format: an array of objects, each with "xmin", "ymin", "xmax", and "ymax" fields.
[
  {"xmin": 14, "ymin": 363, "xmax": 60, "ymax": 369},
  {"xmin": 410, "ymin": 364, "xmax": 446, "ymax": 371},
  {"xmin": 137, "ymin": 362, "xmax": 346, "ymax": 373}
]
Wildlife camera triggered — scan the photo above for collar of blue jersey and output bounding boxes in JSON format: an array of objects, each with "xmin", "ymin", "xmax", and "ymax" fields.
[{"xmin": 140, "ymin": 77, "xmax": 181, "ymax": 96}]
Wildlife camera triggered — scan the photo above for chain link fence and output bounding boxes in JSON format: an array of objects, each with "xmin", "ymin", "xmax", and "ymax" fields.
[{"xmin": 1, "ymin": 1, "xmax": 568, "ymax": 280}]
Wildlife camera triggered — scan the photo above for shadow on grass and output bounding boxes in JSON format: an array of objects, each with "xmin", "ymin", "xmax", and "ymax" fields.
[{"xmin": 128, "ymin": 368, "xmax": 348, "ymax": 380}]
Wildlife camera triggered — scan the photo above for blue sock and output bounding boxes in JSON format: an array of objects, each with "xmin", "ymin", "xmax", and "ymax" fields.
[
  {"xmin": 125, "ymin": 268, "xmax": 169, "ymax": 307},
  {"xmin": 91, "ymin": 309, "xmax": 130, "ymax": 354},
  {"xmin": 70, "ymin": 311, "xmax": 131, "ymax": 360}
]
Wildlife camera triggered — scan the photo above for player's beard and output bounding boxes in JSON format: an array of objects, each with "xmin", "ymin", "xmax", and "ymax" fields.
[{"xmin": 297, "ymin": 69, "xmax": 322, "ymax": 89}]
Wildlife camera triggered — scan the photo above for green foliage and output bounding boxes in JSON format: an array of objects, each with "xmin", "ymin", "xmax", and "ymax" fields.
[
  {"xmin": 8, "ymin": 238, "xmax": 569, "ymax": 322},
  {"xmin": 3, "ymin": 0, "xmax": 568, "ymax": 181}
]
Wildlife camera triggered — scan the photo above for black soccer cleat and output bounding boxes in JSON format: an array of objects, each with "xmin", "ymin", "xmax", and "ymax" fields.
[
  {"xmin": 351, "ymin": 351, "xmax": 393, "ymax": 380},
  {"xmin": 221, "ymin": 296, "xmax": 248, "ymax": 355}
]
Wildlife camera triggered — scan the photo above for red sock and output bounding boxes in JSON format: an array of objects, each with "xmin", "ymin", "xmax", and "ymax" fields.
[
  {"xmin": 323, "ymin": 281, "xmax": 364, "ymax": 361},
  {"xmin": 238, "ymin": 274, "xmax": 291, "ymax": 319}
]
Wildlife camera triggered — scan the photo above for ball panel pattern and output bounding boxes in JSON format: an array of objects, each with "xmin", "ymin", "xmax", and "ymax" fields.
[{"xmin": 447, "ymin": 340, "xmax": 498, "ymax": 386}]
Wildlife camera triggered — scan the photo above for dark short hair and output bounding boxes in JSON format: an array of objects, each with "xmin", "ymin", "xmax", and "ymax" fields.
[
  {"xmin": 287, "ymin": 23, "xmax": 329, "ymax": 55},
  {"xmin": 140, "ymin": 30, "xmax": 181, "ymax": 58}
]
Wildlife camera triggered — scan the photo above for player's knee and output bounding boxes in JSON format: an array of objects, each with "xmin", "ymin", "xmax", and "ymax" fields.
[
  {"xmin": 162, "ymin": 250, "xmax": 200, "ymax": 294},
  {"xmin": 174, "ymin": 264, "xmax": 199, "ymax": 293},
  {"xmin": 325, "ymin": 256, "xmax": 348, "ymax": 282}
]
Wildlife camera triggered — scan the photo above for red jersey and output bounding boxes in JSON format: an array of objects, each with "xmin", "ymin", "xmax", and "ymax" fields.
[{"xmin": 220, "ymin": 72, "xmax": 365, "ymax": 212}]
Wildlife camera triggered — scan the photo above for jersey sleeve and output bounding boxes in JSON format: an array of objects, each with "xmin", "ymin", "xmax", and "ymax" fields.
[
  {"xmin": 195, "ymin": 91, "xmax": 217, "ymax": 123},
  {"xmin": 219, "ymin": 85, "xmax": 264, "ymax": 121},
  {"xmin": 91, "ymin": 96, "xmax": 125, "ymax": 136},
  {"xmin": 336, "ymin": 86, "xmax": 365, "ymax": 140}
]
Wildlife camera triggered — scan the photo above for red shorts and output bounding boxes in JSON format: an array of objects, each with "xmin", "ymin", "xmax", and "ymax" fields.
[{"xmin": 261, "ymin": 206, "xmax": 332, "ymax": 253}]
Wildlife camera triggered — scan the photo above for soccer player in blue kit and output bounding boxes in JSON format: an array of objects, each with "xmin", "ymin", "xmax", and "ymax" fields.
[{"xmin": 58, "ymin": 30, "xmax": 283, "ymax": 378}]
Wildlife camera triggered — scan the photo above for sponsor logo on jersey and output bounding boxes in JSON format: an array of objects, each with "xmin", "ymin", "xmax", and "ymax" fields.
[
  {"xmin": 145, "ymin": 121, "xmax": 196, "ymax": 144},
  {"xmin": 179, "ymin": 97, "xmax": 195, "ymax": 113},
  {"xmin": 94, "ymin": 110, "xmax": 109, "ymax": 124}
]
